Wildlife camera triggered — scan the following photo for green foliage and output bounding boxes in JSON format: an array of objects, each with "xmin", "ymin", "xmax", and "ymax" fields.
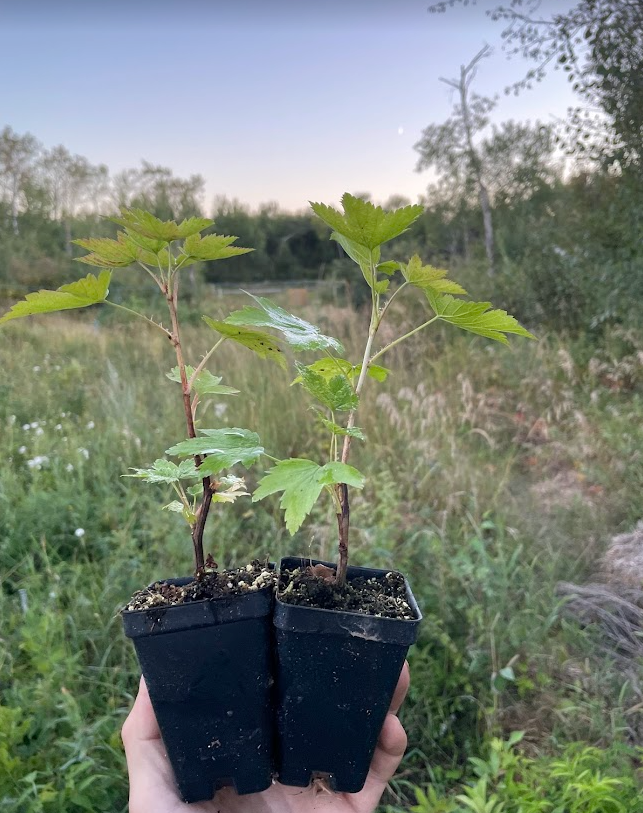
[
  {"xmin": 181, "ymin": 232, "xmax": 253, "ymax": 263},
  {"xmin": 225, "ymin": 293, "xmax": 344, "ymax": 353},
  {"xmin": 203, "ymin": 317, "xmax": 287, "ymax": 368},
  {"xmin": 72, "ymin": 235, "xmax": 138, "ymax": 268},
  {"xmin": 167, "ymin": 427, "xmax": 264, "ymax": 476},
  {"xmin": 294, "ymin": 362, "xmax": 358, "ymax": 412},
  {"xmin": 253, "ymin": 458, "xmax": 365, "ymax": 534},
  {"xmin": 166, "ymin": 366, "xmax": 240, "ymax": 396},
  {"xmin": 402, "ymin": 254, "xmax": 467, "ymax": 295},
  {"xmin": 427, "ymin": 292, "xmax": 536, "ymax": 345},
  {"xmin": 311, "ymin": 192, "xmax": 424, "ymax": 250},
  {"xmin": 124, "ymin": 458, "xmax": 200, "ymax": 484},
  {"xmin": 110, "ymin": 208, "xmax": 212, "ymax": 242},
  {"xmin": 292, "ymin": 357, "xmax": 390, "ymax": 384},
  {"xmin": 0, "ymin": 271, "xmax": 111, "ymax": 324}
]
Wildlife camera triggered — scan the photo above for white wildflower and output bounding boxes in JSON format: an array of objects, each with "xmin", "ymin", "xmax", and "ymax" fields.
[
  {"xmin": 22, "ymin": 424, "xmax": 30, "ymax": 431},
  {"xmin": 30, "ymin": 421, "xmax": 39, "ymax": 429},
  {"xmin": 78, "ymin": 447, "xmax": 90, "ymax": 460},
  {"xmin": 27, "ymin": 455, "xmax": 49, "ymax": 470},
  {"xmin": 74, "ymin": 528, "xmax": 85, "ymax": 538},
  {"xmin": 65, "ymin": 463, "xmax": 74, "ymax": 473},
  {"xmin": 86, "ymin": 421, "xmax": 95, "ymax": 430},
  {"xmin": 55, "ymin": 424, "xmax": 62, "ymax": 431},
  {"xmin": 35, "ymin": 427, "xmax": 44, "ymax": 436},
  {"xmin": 18, "ymin": 445, "xmax": 27, "ymax": 454},
  {"xmin": 33, "ymin": 365, "xmax": 40, "ymax": 372}
]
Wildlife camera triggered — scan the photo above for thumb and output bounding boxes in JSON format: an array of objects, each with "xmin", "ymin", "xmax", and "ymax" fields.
[
  {"xmin": 352, "ymin": 712, "xmax": 408, "ymax": 812},
  {"xmin": 121, "ymin": 677, "xmax": 179, "ymax": 811}
]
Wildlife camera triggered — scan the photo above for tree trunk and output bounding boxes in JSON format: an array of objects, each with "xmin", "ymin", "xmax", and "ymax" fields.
[{"xmin": 459, "ymin": 64, "xmax": 495, "ymax": 276}]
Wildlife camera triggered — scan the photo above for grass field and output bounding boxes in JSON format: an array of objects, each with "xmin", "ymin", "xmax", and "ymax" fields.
[{"xmin": 2, "ymin": 292, "xmax": 643, "ymax": 811}]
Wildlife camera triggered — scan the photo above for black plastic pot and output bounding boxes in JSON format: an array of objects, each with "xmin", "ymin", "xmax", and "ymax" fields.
[
  {"xmin": 274, "ymin": 557, "xmax": 422, "ymax": 793},
  {"xmin": 122, "ymin": 578, "xmax": 274, "ymax": 803}
]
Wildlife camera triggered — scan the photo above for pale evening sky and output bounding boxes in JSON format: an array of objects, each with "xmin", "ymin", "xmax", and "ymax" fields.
[{"xmin": 0, "ymin": 0, "xmax": 577, "ymax": 212}]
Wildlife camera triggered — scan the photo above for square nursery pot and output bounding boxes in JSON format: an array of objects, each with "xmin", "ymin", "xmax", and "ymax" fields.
[
  {"xmin": 274, "ymin": 557, "xmax": 422, "ymax": 793},
  {"xmin": 122, "ymin": 577, "xmax": 275, "ymax": 803}
]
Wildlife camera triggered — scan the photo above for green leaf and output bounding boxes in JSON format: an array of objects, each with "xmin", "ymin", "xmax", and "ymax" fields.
[
  {"xmin": 211, "ymin": 475, "xmax": 250, "ymax": 504},
  {"xmin": 176, "ymin": 216, "xmax": 214, "ymax": 238},
  {"xmin": 225, "ymin": 293, "xmax": 344, "ymax": 353},
  {"xmin": 0, "ymin": 271, "xmax": 111, "ymax": 325},
  {"xmin": 183, "ymin": 233, "xmax": 253, "ymax": 261},
  {"xmin": 253, "ymin": 458, "xmax": 364, "ymax": 534},
  {"xmin": 376, "ymin": 260, "xmax": 401, "ymax": 275},
  {"xmin": 110, "ymin": 208, "xmax": 183, "ymax": 242},
  {"xmin": 162, "ymin": 500, "xmax": 185, "ymax": 513},
  {"xmin": 167, "ymin": 428, "xmax": 263, "ymax": 476},
  {"xmin": 121, "ymin": 230, "xmax": 166, "ymax": 255},
  {"xmin": 125, "ymin": 458, "xmax": 200, "ymax": 484},
  {"xmin": 427, "ymin": 293, "xmax": 536, "ymax": 345},
  {"xmin": 374, "ymin": 278, "xmax": 390, "ymax": 294},
  {"xmin": 294, "ymin": 362, "xmax": 358, "ymax": 411},
  {"xmin": 330, "ymin": 231, "xmax": 379, "ymax": 287},
  {"xmin": 311, "ymin": 193, "xmax": 423, "ymax": 250},
  {"xmin": 166, "ymin": 366, "xmax": 240, "ymax": 396},
  {"xmin": 292, "ymin": 358, "xmax": 389, "ymax": 384},
  {"xmin": 317, "ymin": 413, "xmax": 366, "ymax": 441},
  {"xmin": 317, "ymin": 461, "xmax": 365, "ymax": 488},
  {"xmin": 402, "ymin": 255, "xmax": 467, "ymax": 295},
  {"xmin": 73, "ymin": 235, "xmax": 137, "ymax": 268},
  {"xmin": 203, "ymin": 317, "xmax": 287, "ymax": 368}
]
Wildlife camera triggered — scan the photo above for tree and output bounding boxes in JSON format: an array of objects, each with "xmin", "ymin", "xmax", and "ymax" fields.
[
  {"xmin": 0, "ymin": 127, "xmax": 40, "ymax": 234},
  {"xmin": 415, "ymin": 46, "xmax": 498, "ymax": 273},
  {"xmin": 429, "ymin": 0, "xmax": 643, "ymax": 172}
]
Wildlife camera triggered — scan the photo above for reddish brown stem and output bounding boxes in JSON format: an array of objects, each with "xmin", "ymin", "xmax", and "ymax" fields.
[
  {"xmin": 166, "ymin": 277, "xmax": 212, "ymax": 573},
  {"xmin": 335, "ymin": 482, "xmax": 350, "ymax": 586}
]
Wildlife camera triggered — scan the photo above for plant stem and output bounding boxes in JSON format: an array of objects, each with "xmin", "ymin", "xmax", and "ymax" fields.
[
  {"xmin": 334, "ymin": 274, "xmax": 379, "ymax": 585},
  {"xmin": 370, "ymin": 315, "xmax": 439, "ymax": 365},
  {"xmin": 104, "ymin": 301, "xmax": 172, "ymax": 338},
  {"xmin": 188, "ymin": 337, "xmax": 225, "ymax": 390},
  {"xmin": 166, "ymin": 275, "xmax": 210, "ymax": 572}
]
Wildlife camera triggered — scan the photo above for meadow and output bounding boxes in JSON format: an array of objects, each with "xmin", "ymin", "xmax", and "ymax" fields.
[{"xmin": 2, "ymin": 290, "xmax": 643, "ymax": 811}]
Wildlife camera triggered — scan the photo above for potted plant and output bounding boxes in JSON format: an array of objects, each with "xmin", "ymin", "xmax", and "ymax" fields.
[
  {"xmin": 0, "ymin": 210, "xmax": 277, "ymax": 802},
  {"xmin": 221, "ymin": 193, "xmax": 535, "ymax": 792}
]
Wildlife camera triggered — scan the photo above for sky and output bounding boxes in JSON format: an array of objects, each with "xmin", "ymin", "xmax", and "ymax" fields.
[{"xmin": 0, "ymin": 0, "xmax": 578, "ymax": 212}]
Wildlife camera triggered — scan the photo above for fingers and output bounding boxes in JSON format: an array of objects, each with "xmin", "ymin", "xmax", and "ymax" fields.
[
  {"xmin": 389, "ymin": 661, "xmax": 410, "ymax": 715},
  {"xmin": 122, "ymin": 676, "xmax": 161, "ymax": 743},
  {"xmin": 351, "ymin": 661, "xmax": 410, "ymax": 812},
  {"xmin": 354, "ymin": 714, "xmax": 408, "ymax": 811},
  {"xmin": 121, "ymin": 676, "xmax": 178, "ymax": 813}
]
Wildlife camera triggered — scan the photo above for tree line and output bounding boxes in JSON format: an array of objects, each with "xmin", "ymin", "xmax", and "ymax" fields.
[{"xmin": 0, "ymin": 0, "xmax": 641, "ymax": 332}]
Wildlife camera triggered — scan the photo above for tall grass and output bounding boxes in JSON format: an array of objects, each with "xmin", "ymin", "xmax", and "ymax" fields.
[{"xmin": 2, "ymin": 298, "xmax": 643, "ymax": 810}]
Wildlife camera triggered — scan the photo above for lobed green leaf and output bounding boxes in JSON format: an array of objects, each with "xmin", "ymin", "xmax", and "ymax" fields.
[
  {"xmin": 183, "ymin": 233, "xmax": 253, "ymax": 262},
  {"xmin": 292, "ymin": 358, "xmax": 389, "ymax": 384},
  {"xmin": 402, "ymin": 255, "xmax": 467, "ymax": 296},
  {"xmin": 166, "ymin": 366, "xmax": 240, "ymax": 396},
  {"xmin": 311, "ymin": 193, "xmax": 423, "ymax": 251},
  {"xmin": 427, "ymin": 293, "xmax": 537, "ymax": 345},
  {"xmin": 167, "ymin": 428, "xmax": 263, "ymax": 476},
  {"xmin": 203, "ymin": 317, "xmax": 287, "ymax": 368},
  {"xmin": 224, "ymin": 293, "xmax": 344, "ymax": 353},
  {"xmin": 253, "ymin": 458, "xmax": 364, "ymax": 534},
  {"xmin": 110, "ymin": 208, "xmax": 184, "ymax": 242},
  {"xmin": 294, "ymin": 362, "xmax": 358, "ymax": 412},
  {"xmin": 0, "ymin": 271, "xmax": 111, "ymax": 325},
  {"xmin": 125, "ymin": 458, "xmax": 200, "ymax": 484},
  {"xmin": 73, "ymin": 235, "xmax": 137, "ymax": 268}
]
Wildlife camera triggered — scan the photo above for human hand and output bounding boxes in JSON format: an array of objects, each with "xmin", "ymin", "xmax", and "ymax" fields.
[{"xmin": 122, "ymin": 661, "xmax": 410, "ymax": 813}]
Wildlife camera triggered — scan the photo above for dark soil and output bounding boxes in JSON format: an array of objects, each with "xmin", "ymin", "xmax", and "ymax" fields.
[
  {"xmin": 278, "ymin": 564, "xmax": 416, "ymax": 620},
  {"xmin": 124, "ymin": 559, "xmax": 274, "ymax": 612}
]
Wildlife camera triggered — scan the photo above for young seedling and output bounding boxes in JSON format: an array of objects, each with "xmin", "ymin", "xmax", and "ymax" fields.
[
  {"xmin": 0, "ymin": 209, "xmax": 265, "ymax": 574},
  {"xmin": 221, "ymin": 194, "xmax": 535, "ymax": 587}
]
